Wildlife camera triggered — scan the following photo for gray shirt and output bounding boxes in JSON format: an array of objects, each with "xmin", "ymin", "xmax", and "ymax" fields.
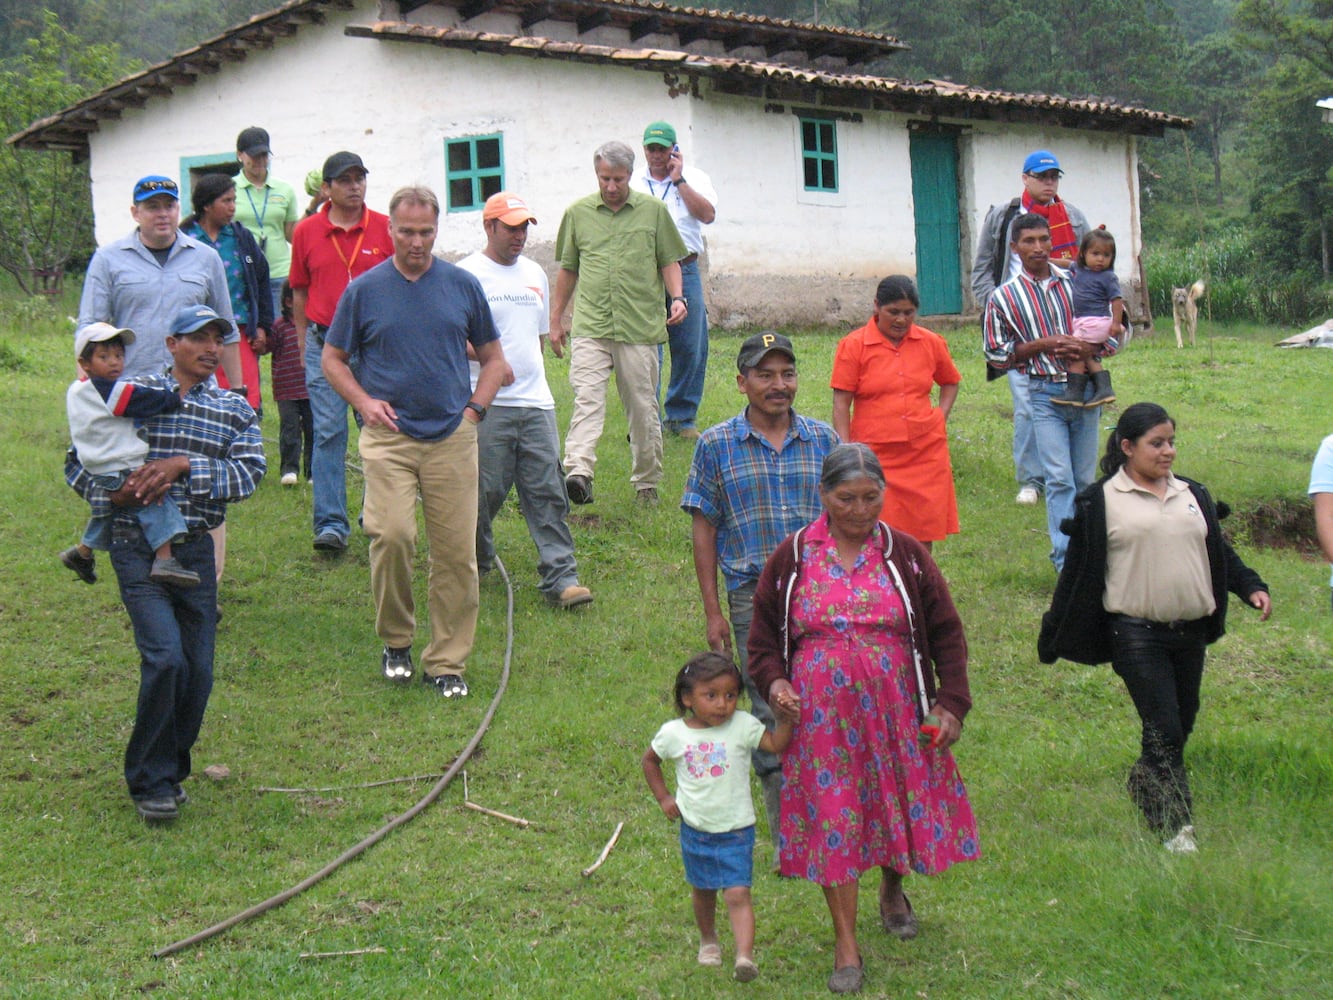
[{"xmin": 77, "ymin": 228, "xmax": 237, "ymax": 378}]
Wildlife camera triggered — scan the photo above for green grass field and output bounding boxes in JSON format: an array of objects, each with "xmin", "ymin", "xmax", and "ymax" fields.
[{"xmin": 1, "ymin": 289, "xmax": 1329, "ymax": 998}]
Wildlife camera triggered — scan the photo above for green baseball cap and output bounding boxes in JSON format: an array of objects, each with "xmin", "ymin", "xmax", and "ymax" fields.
[{"xmin": 643, "ymin": 121, "xmax": 677, "ymax": 148}]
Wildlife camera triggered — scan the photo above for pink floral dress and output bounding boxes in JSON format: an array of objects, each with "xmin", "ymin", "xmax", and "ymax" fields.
[{"xmin": 779, "ymin": 516, "xmax": 979, "ymax": 886}]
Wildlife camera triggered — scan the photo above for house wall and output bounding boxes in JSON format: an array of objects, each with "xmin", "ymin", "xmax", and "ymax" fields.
[{"xmin": 86, "ymin": 1, "xmax": 1146, "ymax": 328}]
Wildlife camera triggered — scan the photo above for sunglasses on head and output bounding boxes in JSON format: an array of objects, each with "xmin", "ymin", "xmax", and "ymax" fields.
[{"xmin": 135, "ymin": 179, "xmax": 179, "ymax": 196}]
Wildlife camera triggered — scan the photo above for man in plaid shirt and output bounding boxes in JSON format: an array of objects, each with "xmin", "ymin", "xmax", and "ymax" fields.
[
  {"xmin": 66, "ymin": 305, "xmax": 265, "ymax": 823},
  {"xmin": 680, "ymin": 331, "xmax": 838, "ymax": 854}
]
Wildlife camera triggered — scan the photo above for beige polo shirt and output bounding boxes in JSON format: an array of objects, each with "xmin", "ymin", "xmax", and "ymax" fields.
[{"xmin": 1103, "ymin": 469, "xmax": 1215, "ymax": 622}]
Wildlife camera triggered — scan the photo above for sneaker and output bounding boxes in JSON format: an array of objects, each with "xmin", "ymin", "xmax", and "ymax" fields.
[
  {"xmin": 1165, "ymin": 825, "xmax": 1198, "ymax": 854},
  {"xmin": 173, "ymin": 783, "xmax": 189, "ymax": 806},
  {"xmin": 150, "ymin": 557, "xmax": 201, "ymax": 588},
  {"xmin": 565, "ymin": 474, "xmax": 593, "ymax": 505},
  {"xmin": 314, "ymin": 532, "xmax": 347, "ymax": 553},
  {"xmin": 636, "ymin": 487, "xmax": 659, "ymax": 508},
  {"xmin": 548, "ymin": 584, "xmax": 594, "ymax": 610},
  {"xmin": 425, "ymin": 672, "xmax": 469, "ymax": 698},
  {"xmin": 134, "ymin": 796, "xmax": 179, "ymax": 822},
  {"xmin": 697, "ymin": 942, "xmax": 722, "ymax": 967},
  {"xmin": 1015, "ymin": 485, "xmax": 1040, "ymax": 506},
  {"xmin": 734, "ymin": 957, "xmax": 759, "ymax": 982},
  {"xmin": 59, "ymin": 547, "xmax": 97, "ymax": 584},
  {"xmin": 280, "ymin": 472, "xmax": 299, "ymax": 486},
  {"xmin": 381, "ymin": 645, "xmax": 414, "ymax": 683}
]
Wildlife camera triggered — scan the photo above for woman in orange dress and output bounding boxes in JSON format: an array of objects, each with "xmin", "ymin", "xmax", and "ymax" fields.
[{"xmin": 831, "ymin": 276, "xmax": 961, "ymax": 548}]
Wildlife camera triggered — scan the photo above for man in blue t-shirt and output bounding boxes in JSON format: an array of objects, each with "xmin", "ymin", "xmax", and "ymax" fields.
[{"xmin": 323, "ymin": 186, "xmax": 507, "ymax": 701}]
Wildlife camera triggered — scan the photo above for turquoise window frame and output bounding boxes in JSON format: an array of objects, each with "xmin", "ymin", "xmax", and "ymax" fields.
[
  {"xmin": 445, "ymin": 134, "xmax": 504, "ymax": 213},
  {"xmin": 178, "ymin": 153, "xmax": 238, "ymax": 209},
  {"xmin": 798, "ymin": 118, "xmax": 838, "ymax": 193}
]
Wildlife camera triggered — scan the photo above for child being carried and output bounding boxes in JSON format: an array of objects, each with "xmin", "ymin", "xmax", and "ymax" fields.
[
  {"xmin": 59, "ymin": 323, "xmax": 199, "ymax": 588},
  {"xmin": 1054, "ymin": 226, "xmax": 1123, "ymax": 407}
]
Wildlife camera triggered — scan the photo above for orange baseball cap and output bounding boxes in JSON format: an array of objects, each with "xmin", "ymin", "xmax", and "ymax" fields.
[{"xmin": 483, "ymin": 191, "xmax": 537, "ymax": 226}]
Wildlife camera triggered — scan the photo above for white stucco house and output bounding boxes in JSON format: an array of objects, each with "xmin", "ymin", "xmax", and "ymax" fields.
[{"xmin": 11, "ymin": 0, "xmax": 1190, "ymax": 326}]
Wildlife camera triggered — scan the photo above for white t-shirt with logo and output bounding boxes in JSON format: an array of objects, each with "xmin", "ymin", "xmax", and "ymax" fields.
[{"xmin": 456, "ymin": 251, "xmax": 553, "ymax": 410}]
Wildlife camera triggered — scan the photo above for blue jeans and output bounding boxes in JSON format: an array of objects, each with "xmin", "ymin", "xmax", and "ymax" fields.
[
  {"xmin": 476, "ymin": 406, "xmax": 580, "ymax": 597},
  {"xmin": 1110, "ymin": 616, "xmax": 1208, "ymax": 832},
  {"xmin": 1030, "ymin": 377, "xmax": 1102, "ymax": 570},
  {"xmin": 110, "ymin": 524, "xmax": 217, "ymax": 801},
  {"xmin": 1008, "ymin": 370, "xmax": 1043, "ymax": 489},
  {"xmin": 659, "ymin": 259, "xmax": 708, "ymax": 431},
  {"xmin": 82, "ymin": 472, "xmax": 187, "ymax": 552},
  {"xmin": 305, "ymin": 326, "xmax": 351, "ymax": 541}
]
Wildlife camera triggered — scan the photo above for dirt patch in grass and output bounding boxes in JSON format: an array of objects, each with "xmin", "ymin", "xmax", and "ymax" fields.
[{"xmin": 1231, "ymin": 497, "xmax": 1319, "ymax": 555}]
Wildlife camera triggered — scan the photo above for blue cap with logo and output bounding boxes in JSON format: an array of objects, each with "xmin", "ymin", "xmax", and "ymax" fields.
[
  {"xmin": 133, "ymin": 175, "xmax": 180, "ymax": 202},
  {"xmin": 1022, "ymin": 150, "xmax": 1063, "ymax": 176}
]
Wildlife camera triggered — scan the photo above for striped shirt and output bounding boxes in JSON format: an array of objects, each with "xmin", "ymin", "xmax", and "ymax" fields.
[
  {"xmin": 681, "ymin": 409, "xmax": 839, "ymax": 591},
  {"xmin": 982, "ymin": 265, "xmax": 1118, "ymax": 377},
  {"xmin": 66, "ymin": 372, "xmax": 265, "ymax": 533}
]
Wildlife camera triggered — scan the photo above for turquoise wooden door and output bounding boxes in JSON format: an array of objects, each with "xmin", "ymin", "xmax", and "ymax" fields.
[{"xmin": 909, "ymin": 132, "xmax": 962, "ymax": 314}]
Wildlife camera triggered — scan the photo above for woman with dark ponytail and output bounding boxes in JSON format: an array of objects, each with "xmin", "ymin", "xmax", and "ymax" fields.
[
  {"xmin": 181, "ymin": 173, "xmax": 273, "ymax": 414},
  {"xmin": 1039, "ymin": 403, "xmax": 1271, "ymax": 852}
]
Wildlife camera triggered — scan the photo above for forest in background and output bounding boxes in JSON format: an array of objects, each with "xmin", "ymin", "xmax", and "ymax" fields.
[{"xmin": 2, "ymin": 0, "xmax": 1332, "ymax": 321}]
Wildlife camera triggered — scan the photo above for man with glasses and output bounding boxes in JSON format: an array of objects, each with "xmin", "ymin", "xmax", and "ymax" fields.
[
  {"xmin": 322, "ymin": 186, "xmax": 506, "ymax": 701},
  {"xmin": 971, "ymin": 150, "xmax": 1089, "ymax": 507},
  {"xmin": 78, "ymin": 175, "xmax": 243, "ymax": 387},
  {"xmin": 289, "ymin": 151, "xmax": 393, "ymax": 554}
]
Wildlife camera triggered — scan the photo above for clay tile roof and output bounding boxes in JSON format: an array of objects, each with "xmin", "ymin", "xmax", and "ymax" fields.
[{"xmin": 7, "ymin": 0, "xmax": 1188, "ymax": 156}]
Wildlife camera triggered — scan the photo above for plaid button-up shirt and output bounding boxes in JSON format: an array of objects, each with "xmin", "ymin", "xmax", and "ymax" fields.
[
  {"xmin": 66, "ymin": 372, "xmax": 265, "ymax": 533},
  {"xmin": 682, "ymin": 409, "xmax": 839, "ymax": 592}
]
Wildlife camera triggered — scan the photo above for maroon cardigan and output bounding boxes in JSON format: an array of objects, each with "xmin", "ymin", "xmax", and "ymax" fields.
[{"xmin": 748, "ymin": 519, "xmax": 972, "ymax": 723}]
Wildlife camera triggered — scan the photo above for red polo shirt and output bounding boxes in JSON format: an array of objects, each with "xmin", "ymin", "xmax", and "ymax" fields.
[{"xmin": 288, "ymin": 204, "xmax": 393, "ymax": 326}]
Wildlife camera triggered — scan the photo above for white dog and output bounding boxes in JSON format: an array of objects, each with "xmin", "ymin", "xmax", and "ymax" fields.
[{"xmin": 1172, "ymin": 280, "xmax": 1205, "ymax": 348}]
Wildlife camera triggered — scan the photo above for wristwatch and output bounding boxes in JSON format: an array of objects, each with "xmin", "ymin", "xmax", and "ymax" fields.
[{"xmin": 465, "ymin": 401, "xmax": 487, "ymax": 422}]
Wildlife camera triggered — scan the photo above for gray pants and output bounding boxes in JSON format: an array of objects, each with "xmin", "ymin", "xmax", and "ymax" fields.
[
  {"xmin": 730, "ymin": 580, "xmax": 783, "ymax": 848},
  {"xmin": 476, "ymin": 406, "xmax": 580, "ymax": 597}
]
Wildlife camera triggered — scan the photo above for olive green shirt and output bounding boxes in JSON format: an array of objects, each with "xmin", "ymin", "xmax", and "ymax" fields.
[{"xmin": 555, "ymin": 189, "xmax": 688, "ymax": 345}]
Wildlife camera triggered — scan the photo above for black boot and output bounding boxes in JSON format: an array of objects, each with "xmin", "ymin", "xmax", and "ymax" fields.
[
  {"xmin": 1050, "ymin": 372, "xmax": 1089, "ymax": 406},
  {"xmin": 1086, "ymin": 369, "xmax": 1117, "ymax": 406}
]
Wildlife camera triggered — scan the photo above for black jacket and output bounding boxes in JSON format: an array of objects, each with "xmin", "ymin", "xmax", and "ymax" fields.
[{"xmin": 1038, "ymin": 475, "xmax": 1267, "ymax": 665}]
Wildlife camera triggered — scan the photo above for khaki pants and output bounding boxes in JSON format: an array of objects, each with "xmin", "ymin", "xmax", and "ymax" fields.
[
  {"xmin": 359, "ymin": 421, "xmax": 479, "ymax": 677},
  {"xmin": 563, "ymin": 336, "xmax": 662, "ymax": 489}
]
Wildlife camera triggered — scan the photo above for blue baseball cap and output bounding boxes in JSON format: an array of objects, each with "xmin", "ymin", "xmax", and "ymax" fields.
[
  {"xmin": 132, "ymin": 175, "xmax": 180, "ymax": 202},
  {"xmin": 1022, "ymin": 151, "xmax": 1063, "ymax": 176},
  {"xmin": 170, "ymin": 305, "xmax": 230, "ymax": 337}
]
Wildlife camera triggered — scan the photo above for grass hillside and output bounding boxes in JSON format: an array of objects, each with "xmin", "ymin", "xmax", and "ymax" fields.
[{"xmin": 1, "ymin": 290, "xmax": 1329, "ymax": 998}]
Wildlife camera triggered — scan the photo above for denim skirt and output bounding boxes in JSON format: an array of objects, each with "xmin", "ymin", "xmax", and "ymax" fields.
[{"xmin": 679, "ymin": 822, "xmax": 755, "ymax": 890}]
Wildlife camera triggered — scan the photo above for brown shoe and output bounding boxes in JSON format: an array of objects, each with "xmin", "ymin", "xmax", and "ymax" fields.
[
  {"xmin": 880, "ymin": 890, "xmax": 918, "ymax": 940},
  {"xmin": 549, "ymin": 585, "xmax": 593, "ymax": 610}
]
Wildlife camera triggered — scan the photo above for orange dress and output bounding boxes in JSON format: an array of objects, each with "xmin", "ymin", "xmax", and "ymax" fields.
[{"xmin": 831, "ymin": 320, "xmax": 961, "ymax": 542}]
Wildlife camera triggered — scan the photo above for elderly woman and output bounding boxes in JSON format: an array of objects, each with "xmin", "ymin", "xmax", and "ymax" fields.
[
  {"xmin": 1040, "ymin": 403, "xmax": 1271, "ymax": 852},
  {"xmin": 749, "ymin": 443, "xmax": 979, "ymax": 995},
  {"xmin": 831, "ymin": 276, "xmax": 961, "ymax": 548},
  {"xmin": 181, "ymin": 173, "xmax": 273, "ymax": 414}
]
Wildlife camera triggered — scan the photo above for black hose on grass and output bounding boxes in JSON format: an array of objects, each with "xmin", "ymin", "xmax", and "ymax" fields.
[{"xmin": 153, "ymin": 556, "xmax": 515, "ymax": 959}]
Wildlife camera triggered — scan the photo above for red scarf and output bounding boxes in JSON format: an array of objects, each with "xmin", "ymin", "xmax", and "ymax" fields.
[{"xmin": 1022, "ymin": 193, "xmax": 1077, "ymax": 266}]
